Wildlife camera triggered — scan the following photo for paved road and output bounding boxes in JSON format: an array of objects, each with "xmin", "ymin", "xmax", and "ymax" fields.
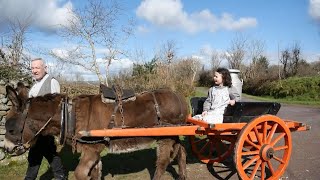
[
  {"xmin": 237, "ymin": 97, "xmax": 320, "ymax": 179},
  {"xmin": 277, "ymin": 103, "xmax": 320, "ymax": 179},
  {"xmin": 194, "ymin": 88, "xmax": 319, "ymax": 179},
  {"xmin": 191, "ymin": 94, "xmax": 320, "ymax": 180}
]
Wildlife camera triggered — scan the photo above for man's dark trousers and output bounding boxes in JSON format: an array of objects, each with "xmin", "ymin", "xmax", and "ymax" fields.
[{"xmin": 24, "ymin": 135, "xmax": 65, "ymax": 180}]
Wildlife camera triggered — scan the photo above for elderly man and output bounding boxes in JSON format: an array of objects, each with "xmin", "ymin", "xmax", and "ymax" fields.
[{"xmin": 26, "ymin": 58, "xmax": 65, "ymax": 180}]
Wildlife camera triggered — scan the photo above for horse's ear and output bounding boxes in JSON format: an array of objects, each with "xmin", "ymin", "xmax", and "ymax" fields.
[
  {"xmin": 17, "ymin": 82, "xmax": 25, "ymax": 89},
  {"xmin": 16, "ymin": 82, "xmax": 29, "ymax": 100},
  {"xmin": 6, "ymin": 85, "xmax": 21, "ymax": 109}
]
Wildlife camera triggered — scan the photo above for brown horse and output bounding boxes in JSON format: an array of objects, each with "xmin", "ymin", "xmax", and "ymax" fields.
[{"xmin": 3, "ymin": 83, "xmax": 189, "ymax": 180}]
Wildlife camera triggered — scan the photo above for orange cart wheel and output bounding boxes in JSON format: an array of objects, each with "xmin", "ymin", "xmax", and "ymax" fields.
[
  {"xmin": 190, "ymin": 134, "xmax": 236, "ymax": 164},
  {"xmin": 234, "ymin": 115, "xmax": 292, "ymax": 180}
]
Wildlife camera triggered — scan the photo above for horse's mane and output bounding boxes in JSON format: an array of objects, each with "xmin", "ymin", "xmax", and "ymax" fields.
[{"xmin": 29, "ymin": 93, "xmax": 67, "ymax": 103}]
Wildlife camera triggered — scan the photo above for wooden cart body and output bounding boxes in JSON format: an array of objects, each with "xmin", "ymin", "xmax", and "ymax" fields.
[{"xmin": 78, "ymin": 97, "xmax": 310, "ymax": 180}]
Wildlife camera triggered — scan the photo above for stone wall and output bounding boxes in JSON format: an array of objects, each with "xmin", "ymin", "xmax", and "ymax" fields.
[
  {"xmin": 0, "ymin": 80, "xmax": 29, "ymax": 161},
  {"xmin": 0, "ymin": 80, "xmax": 10, "ymax": 160}
]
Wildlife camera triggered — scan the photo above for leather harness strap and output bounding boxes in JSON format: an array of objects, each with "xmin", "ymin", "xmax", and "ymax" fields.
[
  {"xmin": 152, "ymin": 91, "xmax": 162, "ymax": 125},
  {"xmin": 59, "ymin": 96, "xmax": 69, "ymax": 145},
  {"xmin": 23, "ymin": 98, "xmax": 64, "ymax": 149},
  {"xmin": 172, "ymin": 91, "xmax": 184, "ymax": 119}
]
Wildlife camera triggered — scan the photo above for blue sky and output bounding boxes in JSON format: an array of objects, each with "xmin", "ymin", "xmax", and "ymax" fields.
[
  {"xmin": 1, "ymin": 0, "xmax": 320, "ymax": 80},
  {"xmin": 132, "ymin": 0, "xmax": 320, "ymax": 60}
]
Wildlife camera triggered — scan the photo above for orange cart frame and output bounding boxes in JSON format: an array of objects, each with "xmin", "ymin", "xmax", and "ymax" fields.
[{"xmin": 78, "ymin": 113, "xmax": 310, "ymax": 180}]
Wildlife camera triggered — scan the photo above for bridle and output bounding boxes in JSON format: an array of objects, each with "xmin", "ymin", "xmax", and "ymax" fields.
[{"xmin": 13, "ymin": 98, "xmax": 61, "ymax": 152}]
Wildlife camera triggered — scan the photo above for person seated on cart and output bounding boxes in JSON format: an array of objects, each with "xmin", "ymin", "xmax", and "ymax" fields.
[{"xmin": 194, "ymin": 68, "xmax": 236, "ymax": 124}]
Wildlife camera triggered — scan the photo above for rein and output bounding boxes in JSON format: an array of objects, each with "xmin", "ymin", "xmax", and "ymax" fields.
[
  {"xmin": 16, "ymin": 100, "xmax": 30, "ymax": 150},
  {"xmin": 23, "ymin": 116, "xmax": 54, "ymax": 149},
  {"xmin": 19, "ymin": 98, "xmax": 64, "ymax": 149}
]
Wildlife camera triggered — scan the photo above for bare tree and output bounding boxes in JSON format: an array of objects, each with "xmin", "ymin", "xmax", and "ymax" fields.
[
  {"xmin": 210, "ymin": 50, "xmax": 223, "ymax": 70},
  {"xmin": 154, "ymin": 40, "xmax": 179, "ymax": 84},
  {"xmin": 156, "ymin": 40, "xmax": 178, "ymax": 65},
  {"xmin": 0, "ymin": 16, "xmax": 33, "ymax": 85},
  {"xmin": 177, "ymin": 57, "xmax": 201, "ymax": 86},
  {"xmin": 290, "ymin": 43, "xmax": 301, "ymax": 76},
  {"xmin": 280, "ymin": 49, "xmax": 290, "ymax": 78},
  {"xmin": 1, "ymin": 16, "xmax": 32, "ymax": 69},
  {"xmin": 280, "ymin": 43, "xmax": 302, "ymax": 78},
  {"xmin": 225, "ymin": 35, "xmax": 248, "ymax": 70},
  {"xmin": 130, "ymin": 46, "xmax": 149, "ymax": 64},
  {"xmin": 247, "ymin": 39, "xmax": 265, "ymax": 79},
  {"xmin": 51, "ymin": 0, "xmax": 134, "ymax": 85},
  {"xmin": 74, "ymin": 72, "xmax": 85, "ymax": 82}
]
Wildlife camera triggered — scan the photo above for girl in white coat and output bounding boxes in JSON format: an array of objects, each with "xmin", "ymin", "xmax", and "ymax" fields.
[{"xmin": 201, "ymin": 68, "xmax": 233, "ymax": 124}]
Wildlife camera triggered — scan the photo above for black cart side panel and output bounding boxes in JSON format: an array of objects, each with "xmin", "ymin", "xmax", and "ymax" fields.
[{"xmin": 190, "ymin": 97, "xmax": 281, "ymax": 123}]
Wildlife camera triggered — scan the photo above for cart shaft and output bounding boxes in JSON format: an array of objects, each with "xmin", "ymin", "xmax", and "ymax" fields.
[{"xmin": 78, "ymin": 125, "xmax": 202, "ymax": 137}]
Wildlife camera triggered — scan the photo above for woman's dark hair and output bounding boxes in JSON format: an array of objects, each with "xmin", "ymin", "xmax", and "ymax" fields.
[{"xmin": 216, "ymin": 68, "xmax": 232, "ymax": 87}]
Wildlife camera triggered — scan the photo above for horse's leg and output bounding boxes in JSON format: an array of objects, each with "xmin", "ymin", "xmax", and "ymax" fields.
[
  {"xmin": 74, "ymin": 147, "xmax": 101, "ymax": 180},
  {"xmin": 175, "ymin": 143, "xmax": 187, "ymax": 180},
  {"xmin": 90, "ymin": 159, "xmax": 102, "ymax": 180},
  {"xmin": 153, "ymin": 138, "xmax": 175, "ymax": 180}
]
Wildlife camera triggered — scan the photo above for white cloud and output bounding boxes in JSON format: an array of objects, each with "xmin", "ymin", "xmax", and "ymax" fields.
[
  {"xmin": 51, "ymin": 48, "xmax": 70, "ymax": 59},
  {"xmin": 137, "ymin": 25, "xmax": 150, "ymax": 33},
  {"xmin": 200, "ymin": 44, "xmax": 215, "ymax": 57},
  {"xmin": 309, "ymin": 0, "xmax": 320, "ymax": 22},
  {"xmin": 219, "ymin": 13, "xmax": 257, "ymax": 31},
  {"xmin": 136, "ymin": 0, "xmax": 257, "ymax": 33},
  {"xmin": 0, "ymin": 0, "xmax": 74, "ymax": 32},
  {"xmin": 109, "ymin": 58, "xmax": 134, "ymax": 74}
]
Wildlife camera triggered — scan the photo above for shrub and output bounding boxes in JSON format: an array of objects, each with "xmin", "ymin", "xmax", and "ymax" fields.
[
  {"xmin": 197, "ymin": 70, "xmax": 212, "ymax": 87},
  {"xmin": 243, "ymin": 75, "xmax": 320, "ymax": 101},
  {"xmin": 111, "ymin": 62, "xmax": 196, "ymax": 97},
  {"xmin": 0, "ymin": 64, "xmax": 32, "ymax": 84}
]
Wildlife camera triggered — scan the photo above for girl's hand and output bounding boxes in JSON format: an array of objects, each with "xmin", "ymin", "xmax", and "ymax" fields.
[
  {"xmin": 229, "ymin": 99, "xmax": 236, "ymax": 106},
  {"xmin": 202, "ymin": 111, "xmax": 208, "ymax": 116}
]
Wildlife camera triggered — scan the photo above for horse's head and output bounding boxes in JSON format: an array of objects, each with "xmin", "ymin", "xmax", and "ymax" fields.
[
  {"xmin": 4, "ymin": 83, "xmax": 65, "ymax": 155},
  {"xmin": 4, "ymin": 82, "xmax": 30, "ymax": 155}
]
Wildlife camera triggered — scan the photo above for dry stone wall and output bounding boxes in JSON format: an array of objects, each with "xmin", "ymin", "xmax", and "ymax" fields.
[
  {"xmin": 0, "ymin": 80, "xmax": 10, "ymax": 160},
  {"xmin": 0, "ymin": 80, "xmax": 29, "ymax": 161}
]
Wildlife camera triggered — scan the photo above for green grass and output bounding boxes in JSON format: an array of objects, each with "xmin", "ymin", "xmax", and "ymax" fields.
[
  {"xmin": 0, "ymin": 160, "xmax": 27, "ymax": 180},
  {"xmin": 0, "ymin": 157, "xmax": 52, "ymax": 180},
  {"xmin": 194, "ymin": 86, "xmax": 320, "ymax": 107},
  {"xmin": 0, "ymin": 146, "xmax": 79, "ymax": 180},
  {"xmin": 242, "ymin": 93, "xmax": 320, "ymax": 107},
  {"xmin": 0, "ymin": 139, "xmax": 198, "ymax": 180},
  {"xmin": 193, "ymin": 87, "xmax": 208, "ymax": 97}
]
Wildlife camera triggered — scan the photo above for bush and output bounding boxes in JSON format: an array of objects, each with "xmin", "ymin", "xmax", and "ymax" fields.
[
  {"xmin": 197, "ymin": 70, "xmax": 212, "ymax": 87},
  {"xmin": 268, "ymin": 76, "xmax": 320, "ymax": 100},
  {"xmin": 61, "ymin": 83, "xmax": 99, "ymax": 98},
  {"xmin": 0, "ymin": 64, "xmax": 32, "ymax": 84},
  {"xmin": 244, "ymin": 76, "xmax": 320, "ymax": 101},
  {"xmin": 112, "ymin": 61, "xmax": 196, "ymax": 97}
]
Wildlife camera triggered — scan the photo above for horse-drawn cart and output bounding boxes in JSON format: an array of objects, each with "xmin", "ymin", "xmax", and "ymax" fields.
[{"xmin": 78, "ymin": 97, "xmax": 310, "ymax": 180}]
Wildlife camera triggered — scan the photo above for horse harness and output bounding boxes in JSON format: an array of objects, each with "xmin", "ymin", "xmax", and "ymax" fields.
[
  {"xmin": 14, "ymin": 98, "xmax": 61, "ymax": 151},
  {"xmin": 101, "ymin": 85, "xmax": 167, "ymax": 129},
  {"xmin": 107, "ymin": 84, "xmax": 127, "ymax": 128},
  {"xmin": 16, "ymin": 86, "xmax": 185, "ymax": 151}
]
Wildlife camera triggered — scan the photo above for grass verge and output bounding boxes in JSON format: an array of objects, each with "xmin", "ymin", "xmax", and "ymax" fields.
[{"xmin": 242, "ymin": 93, "xmax": 320, "ymax": 107}]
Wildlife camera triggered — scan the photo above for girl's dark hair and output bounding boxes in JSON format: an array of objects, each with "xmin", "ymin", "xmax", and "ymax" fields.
[{"xmin": 216, "ymin": 68, "xmax": 232, "ymax": 87}]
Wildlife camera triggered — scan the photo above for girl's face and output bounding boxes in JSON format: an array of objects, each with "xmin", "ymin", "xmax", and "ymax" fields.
[{"xmin": 213, "ymin": 72, "xmax": 223, "ymax": 86}]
